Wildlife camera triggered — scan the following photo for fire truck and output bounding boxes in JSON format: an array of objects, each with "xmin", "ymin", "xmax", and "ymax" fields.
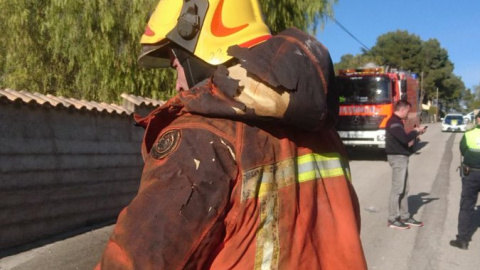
[{"xmin": 335, "ymin": 66, "xmax": 421, "ymax": 148}]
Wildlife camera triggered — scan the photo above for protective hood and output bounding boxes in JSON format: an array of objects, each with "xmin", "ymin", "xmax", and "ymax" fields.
[
  {"xmin": 136, "ymin": 28, "xmax": 338, "ymax": 133},
  {"xmin": 174, "ymin": 28, "xmax": 338, "ymax": 132}
]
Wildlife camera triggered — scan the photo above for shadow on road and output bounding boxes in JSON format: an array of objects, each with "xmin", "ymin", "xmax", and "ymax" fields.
[
  {"xmin": 408, "ymin": 192, "xmax": 439, "ymax": 216},
  {"xmin": 346, "ymin": 147, "xmax": 387, "ymax": 161},
  {"xmin": 411, "ymin": 141, "xmax": 429, "ymax": 154}
]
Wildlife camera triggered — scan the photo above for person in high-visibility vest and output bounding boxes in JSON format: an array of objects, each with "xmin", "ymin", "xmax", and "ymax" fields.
[{"xmin": 450, "ymin": 111, "xmax": 480, "ymax": 250}]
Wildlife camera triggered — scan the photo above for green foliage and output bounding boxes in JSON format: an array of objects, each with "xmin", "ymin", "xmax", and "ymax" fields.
[
  {"xmin": 333, "ymin": 53, "xmax": 382, "ymax": 71},
  {"xmin": 462, "ymin": 87, "xmax": 475, "ymax": 111},
  {"xmin": 428, "ymin": 106, "xmax": 437, "ymax": 115},
  {"xmin": 468, "ymin": 83, "xmax": 480, "ymax": 111},
  {"xmin": 0, "ymin": 0, "xmax": 52, "ymax": 94},
  {"xmin": 368, "ymin": 30, "xmax": 423, "ymax": 72},
  {"xmin": 0, "ymin": 0, "xmax": 336, "ymax": 103},
  {"xmin": 260, "ymin": 0, "xmax": 337, "ymax": 35},
  {"xmin": 335, "ymin": 30, "xmax": 466, "ymax": 106},
  {"xmin": 0, "ymin": 0, "xmax": 176, "ymax": 102}
]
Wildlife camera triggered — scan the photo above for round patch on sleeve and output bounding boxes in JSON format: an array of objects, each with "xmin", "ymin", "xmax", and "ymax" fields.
[{"xmin": 151, "ymin": 129, "xmax": 181, "ymax": 159}]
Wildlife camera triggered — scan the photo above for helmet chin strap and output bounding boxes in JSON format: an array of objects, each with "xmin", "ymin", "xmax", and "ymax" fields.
[{"xmin": 171, "ymin": 46, "xmax": 216, "ymax": 88}]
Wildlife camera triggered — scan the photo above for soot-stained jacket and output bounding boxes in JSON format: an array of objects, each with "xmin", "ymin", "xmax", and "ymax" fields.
[{"xmin": 95, "ymin": 28, "xmax": 367, "ymax": 270}]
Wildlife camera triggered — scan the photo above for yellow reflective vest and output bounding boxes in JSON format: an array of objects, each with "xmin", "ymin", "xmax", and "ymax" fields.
[{"xmin": 460, "ymin": 127, "xmax": 480, "ymax": 168}]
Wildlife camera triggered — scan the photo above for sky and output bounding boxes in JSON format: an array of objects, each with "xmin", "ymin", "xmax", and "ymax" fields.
[{"xmin": 316, "ymin": 0, "xmax": 480, "ymax": 91}]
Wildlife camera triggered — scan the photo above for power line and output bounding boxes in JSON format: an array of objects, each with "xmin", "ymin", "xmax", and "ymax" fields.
[{"xmin": 329, "ymin": 17, "xmax": 370, "ymax": 52}]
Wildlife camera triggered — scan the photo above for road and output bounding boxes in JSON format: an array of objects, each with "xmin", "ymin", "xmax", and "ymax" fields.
[
  {"xmin": 348, "ymin": 122, "xmax": 480, "ymax": 270},
  {"xmin": 1, "ymin": 122, "xmax": 480, "ymax": 270}
]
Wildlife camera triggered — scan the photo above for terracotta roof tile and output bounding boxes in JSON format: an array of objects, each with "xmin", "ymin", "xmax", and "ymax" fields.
[
  {"xmin": 121, "ymin": 93, "xmax": 164, "ymax": 107},
  {"xmin": 0, "ymin": 89, "xmax": 164, "ymax": 116}
]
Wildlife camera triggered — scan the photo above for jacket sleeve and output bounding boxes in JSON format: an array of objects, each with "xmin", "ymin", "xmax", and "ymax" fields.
[
  {"xmin": 96, "ymin": 127, "xmax": 238, "ymax": 270},
  {"xmin": 389, "ymin": 122, "xmax": 418, "ymax": 145}
]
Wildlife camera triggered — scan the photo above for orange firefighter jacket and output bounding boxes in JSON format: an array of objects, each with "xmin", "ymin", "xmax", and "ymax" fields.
[{"xmin": 96, "ymin": 27, "xmax": 367, "ymax": 270}]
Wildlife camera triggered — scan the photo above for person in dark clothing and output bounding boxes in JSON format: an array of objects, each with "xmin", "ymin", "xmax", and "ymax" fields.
[
  {"xmin": 450, "ymin": 112, "xmax": 480, "ymax": 250},
  {"xmin": 385, "ymin": 100, "xmax": 427, "ymax": 229}
]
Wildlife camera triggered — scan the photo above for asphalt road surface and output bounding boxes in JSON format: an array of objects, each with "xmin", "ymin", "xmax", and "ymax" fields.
[{"xmin": 1, "ymin": 122, "xmax": 479, "ymax": 270}]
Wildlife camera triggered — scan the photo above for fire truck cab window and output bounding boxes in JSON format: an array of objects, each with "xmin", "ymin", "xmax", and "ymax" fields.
[{"xmin": 337, "ymin": 76, "xmax": 391, "ymax": 104}]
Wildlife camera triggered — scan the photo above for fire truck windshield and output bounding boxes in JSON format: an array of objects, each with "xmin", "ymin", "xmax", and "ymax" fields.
[{"xmin": 337, "ymin": 76, "xmax": 391, "ymax": 105}]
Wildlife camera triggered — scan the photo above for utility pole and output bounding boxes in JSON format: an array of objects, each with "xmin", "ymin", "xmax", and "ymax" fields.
[
  {"xmin": 420, "ymin": 71, "xmax": 424, "ymax": 106},
  {"xmin": 436, "ymin": 87, "xmax": 439, "ymax": 121}
]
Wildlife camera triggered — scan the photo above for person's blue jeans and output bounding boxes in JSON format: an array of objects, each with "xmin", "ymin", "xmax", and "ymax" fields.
[{"xmin": 387, "ymin": 155, "xmax": 410, "ymax": 222}]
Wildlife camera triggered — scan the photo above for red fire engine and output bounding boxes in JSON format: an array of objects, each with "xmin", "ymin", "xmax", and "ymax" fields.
[{"xmin": 335, "ymin": 66, "xmax": 421, "ymax": 148}]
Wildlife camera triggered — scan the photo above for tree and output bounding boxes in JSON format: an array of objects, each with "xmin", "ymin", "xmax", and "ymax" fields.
[
  {"xmin": 462, "ymin": 87, "xmax": 475, "ymax": 111},
  {"xmin": 441, "ymin": 74, "xmax": 465, "ymax": 112},
  {"xmin": 260, "ymin": 0, "xmax": 336, "ymax": 35},
  {"xmin": 0, "ymin": 0, "xmax": 175, "ymax": 102},
  {"xmin": 333, "ymin": 53, "xmax": 382, "ymax": 71},
  {"xmin": 0, "ymin": 1, "xmax": 53, "ymax": 94},
  {"xmin": 0, "ymin": 0, "xmax": 337, "ymax": 103},
  {"xmin": 467, "ymin": 83, "xmax": 480, "ymax": 110},
  {"xmin": 419, "ymin": 38, "xmax": 459, "ymax": 103},
  {"xmin": 368, "ymin": 30, "xmax": 423, "ymax": 72}
]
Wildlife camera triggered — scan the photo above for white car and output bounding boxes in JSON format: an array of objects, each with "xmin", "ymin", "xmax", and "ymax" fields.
[{"xmin": 442, "ymin": 114, "xmax": 466, "ymax": 132}]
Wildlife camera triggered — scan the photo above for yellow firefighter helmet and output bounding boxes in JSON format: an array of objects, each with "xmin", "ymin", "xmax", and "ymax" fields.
[{"xmin": 138, "ymin": 0, "xmax": 271, "ymax": 68}]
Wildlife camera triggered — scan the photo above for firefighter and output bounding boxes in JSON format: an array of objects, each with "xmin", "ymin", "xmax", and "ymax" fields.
[
  {"xmin": 95, "ymin": 0, "xmax": 367, "ymax": 269},
  {"xmin": 450, "ymin": 111, "xmax": 480, "ymax": 250}
]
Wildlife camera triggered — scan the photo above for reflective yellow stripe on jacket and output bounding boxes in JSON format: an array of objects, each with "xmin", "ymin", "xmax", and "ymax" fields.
[
  {"xmin": 241, "ymin": 153, "xmax": 349, "ymax": 201},
  {"xmin": 298, "ymin": 152, "xmax": 350, "ymax": 182},
  {"xmin": 241, "ymin": 152, "xmax": 348, "ymax": 270}
]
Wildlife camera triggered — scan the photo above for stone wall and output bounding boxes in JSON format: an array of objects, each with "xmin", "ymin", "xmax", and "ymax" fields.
[{"xmin": 0, "ymin": 90, "xmax": 162, "ymax": 249}]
